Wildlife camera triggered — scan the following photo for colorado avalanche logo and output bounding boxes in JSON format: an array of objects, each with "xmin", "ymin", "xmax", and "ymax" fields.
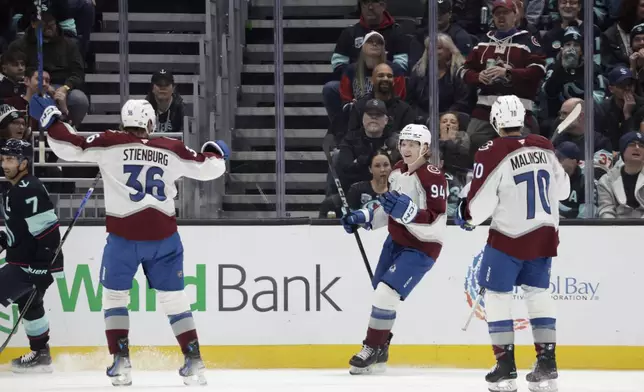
[{"xmin": 464, "ymin": 250, "xmax": 530, "ymax": 330}]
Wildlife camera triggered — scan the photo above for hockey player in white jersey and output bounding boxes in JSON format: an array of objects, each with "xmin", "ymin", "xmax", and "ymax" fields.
[
  {"xmin": 455, "ymin": 95, "xmax": 570, "ymax": 392},
  {"xmin": 340, "ymin": 124, "xmax": 448, "ymax": 375},
  {"xmin": 28, "ymin": 96, "xmax": 229, "ymax": 386}
]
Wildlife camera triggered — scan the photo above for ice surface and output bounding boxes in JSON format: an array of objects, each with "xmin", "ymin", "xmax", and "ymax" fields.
[{"xmin": 1, "ymin": 367, "xmax": 642, "ymax": 392}]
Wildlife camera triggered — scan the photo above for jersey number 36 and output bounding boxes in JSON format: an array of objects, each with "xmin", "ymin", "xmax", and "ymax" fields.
[
  {"xmin": 513, "ymin": 169, "xmax": 551, "ymax": 219},
  {"xmin": 124, "ymin": 165, "xmax": 167, "ymax": 202}
]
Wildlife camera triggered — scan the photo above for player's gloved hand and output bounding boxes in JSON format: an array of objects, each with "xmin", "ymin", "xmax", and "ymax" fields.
[
  {"xmin": 29, "ymin": 95, "xmax": 62, "ymax": 130},
  {"xmin": 340, "ymin": 209, "xmax": 372, "ymax": 233},
  {"xmin": 379, "ymin": 191, "xmax": 418, "ymax": 224},
  {"xmin": 33, "ymin": 246, "xmax": 65, "ymax": 280},
  {"xmin": 455, "ymin": 198, "xmax": 475, "ymax": 231},
  {"xmin": 201, "ymin": 140, "xmax": 230, "ymax": 160},
  {"xmin": 0, "ymin": 231, "xmax": 7, "ymax": 253}
]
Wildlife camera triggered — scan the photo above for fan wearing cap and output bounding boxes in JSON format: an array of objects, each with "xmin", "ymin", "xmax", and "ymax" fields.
[
  {"xmin": 461, "ymin": 0, "xmax": 546, "ymax": 153},
  {"xmin": 596, "ymin": 65, "xmax": 644, "ymax": 151},
  {"xmin": 0, "ymin": 138, "xmax": 63, "ymax": 373},
  {"xmin": 323, "ymin": 0, "xmax": 409, "ymax": 120},
  {"xmin": 542, "ymin": 28, "xmax": 608, "ymax": 124},
  {"xmin": 339, "ymin": 31, "xmax": 406, "ymax": 104},
  {"xmin": 628, "ymin": 22, "xmax": 644, "ymax": 92},
  {"xmin": 0, "ymin": 104, "xmax": 27, "ymax": 140},
  {"xmin": 144, "ymin": 69, "xmax": 185, "ymax": 133},
  {"xmin": 540, "ymin": 0, "xmax": 602, "ymax": 66},
  {"xmin": 555, "ymin": 141, "xmax": 595, "ymax": 218},
  {"xmin": 340, "ymin": 123, "xmax": 447, "ymax": 375},
  {"xmin": 597, "ymin": 131, "xmax": 644, "ymax": 218}
]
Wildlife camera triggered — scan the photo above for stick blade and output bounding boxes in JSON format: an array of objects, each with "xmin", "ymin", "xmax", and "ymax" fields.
[{"xmin": 556, "ymin": 102, "xmax": 582, "ymax": 135}]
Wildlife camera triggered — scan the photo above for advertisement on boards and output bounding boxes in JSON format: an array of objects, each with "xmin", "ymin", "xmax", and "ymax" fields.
[{"xmin": 0, "ymin": 225, "xmax": 641, "ymax": 349}]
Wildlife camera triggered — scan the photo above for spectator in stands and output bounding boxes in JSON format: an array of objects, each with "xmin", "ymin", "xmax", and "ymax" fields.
[
  {"xmin": 542, "ymin": 0, "xmax": 609, "ymax": 31},
  {"xmin": 0, "ymin": 104, "xmax": 26, "ymax": 140},
  {"xmin": 461, "ymin": 0, "xmax": 546, "ymax": 154},
  {"xmin": 66, "ymin": 0, "xmax": 96, "ymax": 57},
  {"xmin": 629, "ymin": 23, "xmax": 644, "ymax": 92},
  {"xmin": 597, "ymin": 131, "xmax": 644, "ymax": 218},
  {"xmin": 145, "ymin": 69, "xmax": 185, "ymax": 133},
  {"xmin": 553, "ymin": 98, "xmax": 612, "ymax": 155},
  {"xmin": 339, "ymin": 31, "xmax": 405, "ymax": 104},
  {"xmin": 439, "ymin": 112, "xmax": 472, "ymax": 170},
  {"xmin": 347, "ymin": 150, "xmax": 392, "ymax": 210},
  {"xmin": 323, "ymin": 0, "xmax": 409, "ymax": 120},
  {"xmin": 345, "ymin": 64, "xmax": 416, "ymax": 141},
  {"xmin": 418, "ymin": 0, "xmax": 474, "ymax": 56},
  {"xmin": 513, "ymin": 0, "xmax": 543, "ymax": 41},
  {"xmin": 336, "ymin": 98, "xmax": 399, "ymax": 191},
  {"xmin": 8, "ymin": 8, "xmax": 88, "ymax": 126},
  {"xmin": 0, "ymin": 49, "xmax": 26, "ymax": 99},
  {"xmin": 542, "ymin": 27, "xmax": 608, "ymax": 130},
  {"xmin": 541, "ymin": 1, "xmax": 601, "ymax": 66},
  {"xmin": 408, "ymin": 33, "xmax": 472, "ymax": 119},
  {"xmin": 597, "ymin": 65, "xmax": 644, "ymax": 151},
  {"xmin": 601, "ymin": 0, "xmax": 644, "ymax": 72},
  {"xmin": 556, "ymin": 141, "xmax": 596, "ymax": 218}
]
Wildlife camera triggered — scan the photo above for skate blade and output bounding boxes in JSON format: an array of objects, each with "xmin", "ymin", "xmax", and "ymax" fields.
[
  {"xmin": 528, "ymin": 379, "xmax": 558, "ymax": 392},
  {"xmin": 109, "ymin": 372, "xmax": 133, "ymax": 387},
  {"xmin": 183, "ymin": 367, "xmax": 207, "ymax": 386},
  {"xmin": 349, "ymin": 362, "xmax": 386, "ymax": 375},
  {"xmin": 11, "ymin": 364, "xmax": 54, "ymax": 374},
  {"xmin": 487, "ymin": 379, "xmax": 517, "ymax": 392}
]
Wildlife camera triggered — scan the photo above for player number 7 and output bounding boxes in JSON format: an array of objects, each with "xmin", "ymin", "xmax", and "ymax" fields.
[{"xmin": 513, "ymin": 170, "xmax": 551, "ymax": 219}]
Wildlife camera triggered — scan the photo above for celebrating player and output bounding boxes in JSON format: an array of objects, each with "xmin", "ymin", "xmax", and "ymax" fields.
[
  {"xmin": 455, "ymin": 95, "xmax": 571, "ymax": 392},
  {"xmin": 28, "ymin": 96, "xmax": 229, "ymax": 386},
  {"xmin": 340, "ymin": 124, "xmax": 448, "ymax": 375},
  {"xmin": 0, "ymin": 139, "xmax": 63, "ymax": 373}
]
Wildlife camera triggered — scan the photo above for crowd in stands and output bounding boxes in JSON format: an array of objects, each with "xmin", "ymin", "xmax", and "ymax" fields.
[
  {"xmin": 320, "ymin": 0, "xmax": 644, "ymax": 220},
  {"xmin": 0, "ymin": 0, "xmax": 186, "ymax": 193}
]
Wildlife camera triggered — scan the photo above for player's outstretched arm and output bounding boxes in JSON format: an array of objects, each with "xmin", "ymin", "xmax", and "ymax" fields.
[
  {"xmin": 172, "ymin": 140, "xmax": 229, "ymax": 182},
  {"xmin": 551, "ymin": 156, "xmax": 572, "ymax": 201}
]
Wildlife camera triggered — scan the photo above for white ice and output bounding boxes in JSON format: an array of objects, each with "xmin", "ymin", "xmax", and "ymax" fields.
[{"xmin": 1, "ymin": 368, "xmax": 642, "ymax": 392}]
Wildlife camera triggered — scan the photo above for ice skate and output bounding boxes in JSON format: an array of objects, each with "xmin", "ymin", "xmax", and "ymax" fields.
[
  {"xmin": 179, "ymin": 340, "xmax": 207, "ymax": 386},
  {"xmin": 526, "ymin": 344, "xmax": 558, "ymax": 392},
  {"xmin": 11, "ymin": 345, "xmax": 53, "ymax": 373},
  {"xmin": 485, "ymin": 345, "xmax": 518, "ymax": 392},
  {"xmin": 349, "ymin": 340, "xmax": 387, "ymax": 375},
  {"xmin": 106, "ymin": 337, "xmax": 132, "ymax": 387}
]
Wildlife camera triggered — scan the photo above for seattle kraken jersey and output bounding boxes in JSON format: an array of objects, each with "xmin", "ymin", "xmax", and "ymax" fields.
[{"xmin": 0, "ymin": 175, "xmax": 62, "ymax": 271}]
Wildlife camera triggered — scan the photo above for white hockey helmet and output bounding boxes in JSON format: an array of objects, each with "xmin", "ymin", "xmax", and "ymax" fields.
[
  {"xmin": 490, "ymin": 95, "xmax": 526, "ymax": 134},
  {"xmin": 399, "ymin": 123, "xmax": 432, "ymax": 151},
  {"xmin": 121, "ymin": 99, "xmax": 157, "ymax": 132}
]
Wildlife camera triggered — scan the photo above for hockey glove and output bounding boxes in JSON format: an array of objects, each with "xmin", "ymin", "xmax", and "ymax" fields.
[
  {"xmin": 201, "ymin": 140, "xmax": 230, "ymax": 160},
  {"xmin": 29, "ymin": 95, "xmax": 62, "ymax": 130},
  {"xmin": 455, "ymin": 198, "xmax": 475, "ymax": 231},
  {"xmin": 340, "ymin": 209, "xmax": 373, "ymax": 233},
  {"xmin": 379, "ymin": 191, "xmax": 418, "ymax": 224}
]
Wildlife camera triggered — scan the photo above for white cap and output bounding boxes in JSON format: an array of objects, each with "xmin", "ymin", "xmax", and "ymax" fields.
[
  {"xmin": 361, "ymin": 31, "xmax": 385, "ymax": 47},
  {"xmin": 490, "ymin": 95, "xmax": 526, "ymax": 134},
  {"xmin": 399, "ymin": 123, "xmax": 432, "ymax": 149},
  {"xmin": 121, "ymin": 99, "xmax": 157, "ymax": 132}
]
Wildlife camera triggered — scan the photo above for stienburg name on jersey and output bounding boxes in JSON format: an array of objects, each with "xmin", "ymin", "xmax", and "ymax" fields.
[
  {"xmin": 510, "ymin": 151, "xmax": 548, "ymax": 171},
  {"xmin": 122, "ymin": 148, "xmax": 170, "ymax": 166}
]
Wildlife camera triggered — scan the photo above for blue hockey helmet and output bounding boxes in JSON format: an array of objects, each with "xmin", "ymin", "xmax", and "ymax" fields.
[{"xmin": 0, "ymin": 139, "xmax": 33, "ymax": 161}]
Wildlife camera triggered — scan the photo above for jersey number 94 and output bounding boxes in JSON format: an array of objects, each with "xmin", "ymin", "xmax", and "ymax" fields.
[{"xmin": 124, "ymin": 165, "xmax": 166, "ymax": 202}]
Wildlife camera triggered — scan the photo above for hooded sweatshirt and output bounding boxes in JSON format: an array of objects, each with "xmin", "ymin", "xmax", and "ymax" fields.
[{"xmin": 145, "ymin": 92, "xmax": 185, "ymax": 133}]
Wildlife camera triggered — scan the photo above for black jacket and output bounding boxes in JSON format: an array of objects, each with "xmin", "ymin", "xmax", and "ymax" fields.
[
  {"xmin": 407, "ymin": 68, "xmax": 473, "ymax": 118},
  {"xmin": 331, "ymin": 12, "xmax": 410, "ymax": 79},
  {"xmin": 0, "ymin": 73, "xmax": 25, "ymax": 100},
  {"xmin": 347, "ymin": 94, "xmax": 416, "ymax": 139},
  {"xmin": 601, "ymin": 23, "xmax": 631, "ymax": 72},
  {"xmin": 336, "ymin": 131, "xmax": 398, "ymax": 191},
  {"xmin": 8, "ymin": 26, "xmax": 84, "ymax": 90},
  {"xmin": 145, "ymin": 92, "xmax": 185, "ymax": 133},
  {"xmin": 595, "ymin": 95, "xmax": 644, "ymax": 151}
]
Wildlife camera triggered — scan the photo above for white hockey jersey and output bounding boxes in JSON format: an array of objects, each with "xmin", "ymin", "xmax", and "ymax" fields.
[
  {"xmin": 371, "ymin": 161, "xmax": 448, "ymax": 260},
  {"xmin": 465, "ymin": 135, "xmax": 570, "ymax": 260},
  {"xmin": 47, "ymin": 121, "xmax": 226, "ymax": 241}
]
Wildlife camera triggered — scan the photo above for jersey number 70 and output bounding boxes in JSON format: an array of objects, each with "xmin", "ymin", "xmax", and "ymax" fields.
[
  {"xmin": 124, "ymin": 165, "xmax": 167, "ymax": 202},
  {"xmin": 513, "ymin": 169, "xmax": 551, "ymax": 219}
]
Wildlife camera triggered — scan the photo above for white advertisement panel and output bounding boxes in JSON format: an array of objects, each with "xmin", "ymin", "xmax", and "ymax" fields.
[{"xmin": 0, "ymin": 225, "xmax": 642, "ymax": 348}]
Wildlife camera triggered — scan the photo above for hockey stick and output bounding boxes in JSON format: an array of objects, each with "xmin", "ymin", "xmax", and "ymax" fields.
[
  {"xmin": 462, "ymin": 287, "xmax": 486, "ymax": 331},
  {"xmin": 36, "ymin": 0, "xmax": 46, "ymax": 165},
  {"xmin": 0, "ymin": 171, "xmax": 102, "ymax": 354},
  {"xmin": 322, "ymin": 134, "xmax": 373, "ymax": 280},
  {"xmin": 556, "ymin": 102, "xmax": 582, "ymax": 135}
]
